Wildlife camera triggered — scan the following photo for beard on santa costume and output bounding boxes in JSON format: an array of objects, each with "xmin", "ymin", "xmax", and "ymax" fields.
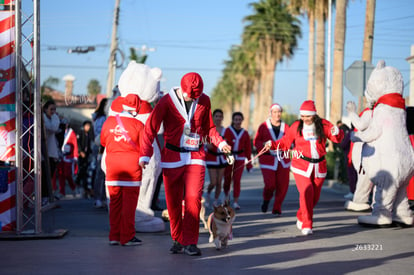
[
  {"xmin": 267, "ymin": 100, "xmax": 344, "ymax": 235},
  {"xmin": 254, "ymin": 103, "xmax": 291, "ymax": 215},
  {"xmin": 139, "ymin": 72, "xmax": 231, "ymax": 256},
  {"xmin": 350, "ymin": 60, "xmax": 414, "ymax": 227}
]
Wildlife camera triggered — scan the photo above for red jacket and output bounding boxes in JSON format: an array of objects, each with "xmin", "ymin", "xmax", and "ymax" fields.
[
  {"xmin": 254, "ymin": 119, "xmax": 291, "ymax": 171},
  {"xmin": 101, "ymin": 113, "xmax": 144, "ymax": 186},
  {"xmin": 61, "ymin": 128, "xmax": 78, "ymax": 163},
  {"xmin": 271, "ymin": 119, "xmax": 344, "ymax": 178},
  {"xmin": 205, "ymin": 127, "xmax": 226, "ymax": 166},
  {"xmin": 140, "ymin": 88, "xmax": 227, "ymax": 168},
  {"xmin": 224, "ymin": 126, "xmax": 252, "ymax": 166}
]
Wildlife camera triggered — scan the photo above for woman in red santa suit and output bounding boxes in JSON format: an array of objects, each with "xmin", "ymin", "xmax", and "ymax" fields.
[
  {"xmin": 139, "ymin": 72, "xmax": 231, "ymax": 256},
  {"xmin": 204, "ymin": 109, "xmax": 227, "ymax": 208},
  {"xmin": 223, "ymin": 112, "xmax": 253, "ymax": 210},
  {"xmin": 265, "ymin": 100, "xmax": 344, "ymax": 235},
  {"xmin": 254, "ymin": 103, "xmax": 291, "ymax": 215},
  {"xmin": 101, "ymin": 94, "xmax": 144, "ymax": 246}
]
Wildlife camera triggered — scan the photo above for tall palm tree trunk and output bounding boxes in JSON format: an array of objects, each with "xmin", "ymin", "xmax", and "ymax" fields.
[
  {"xmin": 330, "ymin": 0, "xmax": 347, "ymax": 124},
  {"xmin": 307, "ymin": 10, "xmax": 316, "ymax": 100},
  {"xmin": 315, "ymin": 0, "xmax": 326, "ymax": 118}
]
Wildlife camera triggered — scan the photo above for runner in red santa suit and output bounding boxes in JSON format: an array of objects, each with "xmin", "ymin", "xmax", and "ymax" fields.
[
  {"xmin": 204, "ymin": 109, "xmax": 227, "ymax": 208},
  {"xmin": 264, "ymin": 100, "xmax": 344, "ymax": 235},
  {"xmin": 254, "ymin": 103, "xmax": 291, "ymax": 215},
  {"xmin": 223, "ymin": 112, "xmax": 253, "ymax": 210},
  {"xmin": 139, "ymin": 72, "xmax": 231, "ymax": 256},
  {"xmin": 101, "ymin": 94, "xmax": 144, "ymax": 246}
]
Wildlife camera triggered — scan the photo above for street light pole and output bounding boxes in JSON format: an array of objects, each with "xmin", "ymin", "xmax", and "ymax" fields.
[{"xmin": 106, "ymin": 0, "xmax": 121, "ymax": 97}]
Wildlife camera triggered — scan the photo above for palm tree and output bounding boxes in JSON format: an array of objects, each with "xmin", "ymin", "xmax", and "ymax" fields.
[
  {"xmin": 243, "ymin": 0, "xmax": 301, "ymax": 131},
  {"xmin": 330, "ymin": 0, "xmax": 347, "ymax": 124},
  {"xmin": 286, "ymin": 0, "xmax": 316, "ymax": 100}
]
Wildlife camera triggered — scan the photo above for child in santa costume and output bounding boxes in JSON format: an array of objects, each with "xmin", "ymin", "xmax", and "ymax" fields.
[
  {"xmin": 254, "ymin": 103, "xmax": 291, "ymax": 215},
  {"xmin": 265, "ymin": 100, "xmax": 344, "ymax": 235},
  {"xmin": 54, "ymin": 121, "xmax": 78, "ymax": 198},
  {"xmin": 204, "ymin": 109, "xmax": 227, "ymax": 208},
  {"xmin": 139, "ymin": 72, "xmax": 231, "ymax": 256},
  {"xmin": 101, "ymin": 94, "xmax": 144, "ymax": 246},
  {"xmin": 223, "ymin": 112, "xmax": 253, "ymax": 210}
]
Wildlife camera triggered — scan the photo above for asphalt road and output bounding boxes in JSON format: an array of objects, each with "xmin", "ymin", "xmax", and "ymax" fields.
[{"xmin": 1, "ymin": 169, "xmax": 413, "ymax": 275}]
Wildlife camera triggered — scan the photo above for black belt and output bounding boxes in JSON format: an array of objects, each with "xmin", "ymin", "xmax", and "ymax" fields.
[
  {"xmin": 300, "ymin": 155, "xmax": 325, "ymax": 163},
  {"xmin": 231, "ymin": 150, "xmax": 244, "ymax": 155},
  {"xmin": 207, "ymin": 149, "xmax": 224, "ymax": 156},
  {"xmin": 166, "ymin": 143, "xmax": 201, "ymax": 153}
]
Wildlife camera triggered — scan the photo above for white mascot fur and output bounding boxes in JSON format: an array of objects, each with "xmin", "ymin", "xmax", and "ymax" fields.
[
  {"xmin": 349, "ymin": 60, "xmax": 414, "ymax": 226},
  {"xmin": 344, "ymin": 103, "xmax": 375, "ymax": 212},
  {"xmin": 104, "ymin": 61, "xmax": 165, "ymax": 232}
]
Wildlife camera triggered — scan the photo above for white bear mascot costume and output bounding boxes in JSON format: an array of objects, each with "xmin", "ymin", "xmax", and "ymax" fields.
[
  {"xmin": 104, "ymin": 61, "xmax": 165, "ymax": 232},
  {"xmin": 350, "ymin": 60, "xmax": 414, "ymax": 226}
]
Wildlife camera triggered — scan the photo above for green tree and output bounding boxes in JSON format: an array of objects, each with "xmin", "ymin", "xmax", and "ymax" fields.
[
  {"xmin": 243, "ymin": 0, "xmax": 302, "ymax": 131},
  {"xmin": 41, "ymin": 76, "xmax": 60, "ymax": 102},
  {"xmin": 87, "ymin": 79, "xmax": 102, "ymax": 98}
]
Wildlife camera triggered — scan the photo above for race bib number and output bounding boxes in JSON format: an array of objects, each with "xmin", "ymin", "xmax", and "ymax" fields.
[
  {"xmin": 183, "ymin": 132, "xmax": 200, "ymax": 151},
  {"xmin": 303, "ymin": 128, "xmax": 317, "ymax": 141}
]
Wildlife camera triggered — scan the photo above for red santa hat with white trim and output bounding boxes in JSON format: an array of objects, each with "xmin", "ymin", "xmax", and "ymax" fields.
[
  {"xmin": 299, "ymin": 100, "xmax": 317, "ymax": 116},
  {"xmin": 181, "ymin": 72, "xmax": 204, "ymax": 99},
  {"xmin": 269, "ymin": 103, "xmax": 283, "ymax": 112},
  {"xmin": 122, "ymin": 94, "xmax": 141, "ymax": 116}
]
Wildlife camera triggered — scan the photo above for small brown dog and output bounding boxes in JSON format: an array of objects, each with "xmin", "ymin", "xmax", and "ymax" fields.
[{"xmin": 207, "ymin": 203, "xmax": 236, "ymax": 250}]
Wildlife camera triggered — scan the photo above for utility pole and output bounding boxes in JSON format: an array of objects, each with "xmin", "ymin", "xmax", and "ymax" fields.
[{"xmin": 106, "ymin": 0, "xmax": 121, "ymax": 97}]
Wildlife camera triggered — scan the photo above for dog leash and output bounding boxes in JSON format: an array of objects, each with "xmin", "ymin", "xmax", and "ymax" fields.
[{"xmin": 229, "ymin": 146, "xmax": 269, "ymax": 174}]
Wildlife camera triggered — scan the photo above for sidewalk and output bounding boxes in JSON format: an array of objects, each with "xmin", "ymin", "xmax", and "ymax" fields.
[{"xmin": 0, "ymin": 169, "xmax": 413, "ymax": 275}]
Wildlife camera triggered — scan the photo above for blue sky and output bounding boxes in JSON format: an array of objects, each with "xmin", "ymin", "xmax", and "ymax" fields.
[{"xmin": 41, "ymin": 0, "xmax": 414, "ymax": 114}]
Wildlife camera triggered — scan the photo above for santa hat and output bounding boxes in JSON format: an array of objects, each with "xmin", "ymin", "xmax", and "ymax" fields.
[
  {"xmin": 269, "ymin": 103, "xmax": 283, "ymax": 113},
  {"xmin": 122, "ymin": 94, "xmax": 141, "ymax": 115},
  {"xmin": 299, "ymin": 100, "xmax": 316, "ymax": 116},
  {"xmin": 181, "ymin": 72, "xmax": 203, "ymax": 99}
]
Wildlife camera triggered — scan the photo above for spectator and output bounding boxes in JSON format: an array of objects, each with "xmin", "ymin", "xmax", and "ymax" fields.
[{"xmin": 76, "ymin": 120, "xmax": 94, "ymax": 199}]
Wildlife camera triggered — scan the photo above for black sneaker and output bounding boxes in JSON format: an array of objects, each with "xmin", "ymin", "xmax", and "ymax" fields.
[
  {"xmin": 184, "ymin": 244, "xmax": 201, "ymax": 256},
  {"xmin": 169, "ymin": 241, "xmax": 183, "ymax": 254},
  {"xmin": 261, "ymin": 200, "xmax": 269, "ymax": 213},
  {"xmin": 123, "ymin": 236, "xmax": 142, "ymax": 246},
  {"xmin": 272, "ymin": 210, "xmax": 282, "ymax": 216}
]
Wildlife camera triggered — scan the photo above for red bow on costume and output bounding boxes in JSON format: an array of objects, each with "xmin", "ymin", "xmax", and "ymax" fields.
[{"xmin": 373, "ymin": 93, "xmax": 405, "ymax": 111}]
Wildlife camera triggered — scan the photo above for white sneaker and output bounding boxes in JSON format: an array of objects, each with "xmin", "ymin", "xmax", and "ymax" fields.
[
  {"xmin": 232, "ymin": 202, "xmax": 240, "ymax": 210},
  {"xmin": 344, "ymin": 192, "xmax": 354, "ymax": 200},
  {"xmin": 302, "ymin": 228, "xmax": 313, "ymax": 235},
  {"xmin": 296, "ymin": 220, "xmax": 303, "ymax": 230},
  {"xmin": 345, "ymin": 201, "xmax": 371, "ymax": 212}
]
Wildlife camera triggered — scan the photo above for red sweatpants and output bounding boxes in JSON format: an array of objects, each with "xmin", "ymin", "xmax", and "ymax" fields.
[
  {"xmin": 293, "ymin": 171, "xmax": 325, "ymax": 229},
  {"xmin": 108, "ymin": 185, "xmax": 140, "ymax": 245},
  {"xmin": 261, "ymin": 167, "xmax": 290, "ymax": 213},
  {"xmin": 163, "ymin": 165, "xmax": 205, "ymax": 246},
  {"xmin": 223, "ymin": 159, "xmax": 245, "ymax": 199},
  {"xmin": 407, "ymin": 136, "xmax": 414, "ymax": 200}
]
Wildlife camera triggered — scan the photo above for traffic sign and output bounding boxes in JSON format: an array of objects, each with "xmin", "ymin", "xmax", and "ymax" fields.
[{"xmin": 344, "ymin": 60, "xmax": 374, "ymax": 97}]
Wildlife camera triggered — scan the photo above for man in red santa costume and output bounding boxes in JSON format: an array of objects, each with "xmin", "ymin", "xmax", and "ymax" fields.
[
  {"xmin": 101, "ymin": 94, "xmax": 144, "ymax": 246},
  {"xmin": 254, "ymin": 103, "xmax": 291, "ymax": 215},
  {"xmin": 264, "ymin": 100, "xmax": 344, "ymax": 235},
  {"xmin": 139, "ymin": 72, "xmax": 231, "ymax": 256}
]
